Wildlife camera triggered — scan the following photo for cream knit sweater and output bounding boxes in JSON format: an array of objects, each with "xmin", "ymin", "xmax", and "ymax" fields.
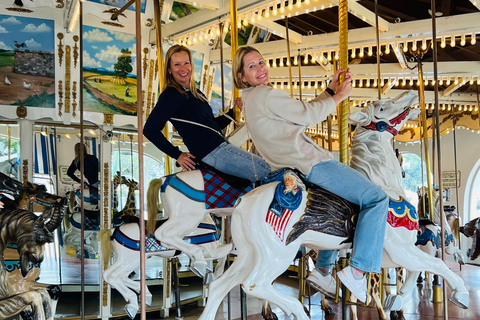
[{"xmin": 242, "ymin": 85, "xmax": 337, "ymax": 175}]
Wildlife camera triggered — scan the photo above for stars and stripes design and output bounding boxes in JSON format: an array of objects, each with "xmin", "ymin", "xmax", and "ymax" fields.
[{"xmin": 266, "ymin": 208, "xmax": 294, "ymax": 242}]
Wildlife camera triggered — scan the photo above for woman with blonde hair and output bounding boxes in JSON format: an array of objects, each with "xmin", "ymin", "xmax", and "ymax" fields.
[
  {"xmin": 144, "ymin": 44, "xmax": 269, "ymax": 182},
  {"xmin": 232, "ymin": 46, "xmax": 389, "ymax": 304}
]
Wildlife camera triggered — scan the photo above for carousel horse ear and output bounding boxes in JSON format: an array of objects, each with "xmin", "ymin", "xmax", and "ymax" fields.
[{"xmin": 349, "ymin": 109, "xmax": 370, "ymax": 126}]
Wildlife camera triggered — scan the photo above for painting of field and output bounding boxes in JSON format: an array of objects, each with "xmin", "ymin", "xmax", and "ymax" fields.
[
  {"xmin": 0, "ymin": 15, "xmax": 55, "ymax": 108},
  {"xmin": 83, "ymin": 26, "xmax": 137, "ymax": 115},
  {"xmin": 210, "ymin": 64, "xmax": 232, "ymax": 115}
]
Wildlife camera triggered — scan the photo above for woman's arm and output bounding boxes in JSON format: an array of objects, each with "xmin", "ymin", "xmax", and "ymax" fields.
[
  {"xmin": 213, "ymin": 108, "xmax": 235, "ymax": 130},
  {"xmin": 67, "ymin": 160, "xmax": 81, "ymax": 184},
  {"xmin": 143, "ymin": 89, "xmax": 183, "ymax": 159}
]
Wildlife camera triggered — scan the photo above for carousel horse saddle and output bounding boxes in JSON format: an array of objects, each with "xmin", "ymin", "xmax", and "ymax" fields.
[
  {"xmin": 0, "ymin": 172, "xmax": 24, "ymax": 209},
  {"xmin": 195, "ymin": 160, "xmax": 252, "ymax": 190}
]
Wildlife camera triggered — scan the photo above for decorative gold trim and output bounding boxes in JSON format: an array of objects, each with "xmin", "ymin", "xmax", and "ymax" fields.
[
  {"xmin": 206, "ymin": 68, "xmax": 214, "ymax": 98},
  {"xmin": 57, "ymin": 33, "xmax": 64, "ymax": 67},
  {"xmin": 102, "ymin": 161, "xmax": 109, "ymax": 307},
  {"xmin": 202, "ymin": 64, "xmax": 209, "ymax": 92},
  {"xmin": 72, "ymin": 81, "xmax": 77, "ymax": 117},
  {"xmin": 6, "ymin": 8, "xmax": 33, "ymax": 13},
  {"xmin": 101, "ymin": 21, "xmax": 124, "ymax": 28},
  {"xmin": 73, "ymin": 35, "xmax": 79, "ymax": 69},
  {"xmin": 154, "ymin": 59, "xmax": 158, "ymax": 80},
  {"xmin": 58, "ymin": 80, "xmax": 63, "ymax": 116},
  {"xmin": 16, "ymin": 106, "xmax": 27, "ymax": 119},
  {"xmin": 56, "ymin": 0, "xmax": 65, "ymax": 9},
  {"xmin": 65, "ymin": 46, "xmax": 71, "ymax": 113},
  {"xmin": 151, "ymin": 92, "xmax": 156, "ymax": 115},
  {"xmin": 103, "ymin": 113, "xmax": 114, "ymax": 125},
  {"xmin": 146, "ymin": 59, "xmax": 154, "ymax": 117},
  {"xmin": 22, "ymin": 160, "xmax": 28, "ymax": 185},
  {"xmin": 143, "ymin": 48, "xmax": 149, "ymax": 78},
  {"xmin": 145, "ymin": 18, "xmax": 153, "ymax": 27}
]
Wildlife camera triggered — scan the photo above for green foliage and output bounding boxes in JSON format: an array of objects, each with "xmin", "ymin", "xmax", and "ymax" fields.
[
  {"xmin": 402, "ymin": 153, "xmax": 428, "ymax": 193},
  {"xmin": 14, "ymin": 91, "xmax": 55, "ymax": 108},
  {"xmin": 0, "ymin": 53, "xmax": 14, "ymax": 67},
  {"xmin": 0, "ymin": 137, "xmax": 19, "ymax": 156},
  {"xmin": 114, "ymin": 49, "xmax": 133, "ymax": 78}
]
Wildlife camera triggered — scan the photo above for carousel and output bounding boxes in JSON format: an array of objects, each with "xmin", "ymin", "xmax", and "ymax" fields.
[{"xmin": 0, "ymin": 0, "xmax": 479, "ymax": 319}]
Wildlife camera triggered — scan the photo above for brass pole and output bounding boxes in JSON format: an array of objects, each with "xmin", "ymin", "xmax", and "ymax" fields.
[
  {"xmin": 338, "ymin": 0, "xmax": 349, "ymax": 165},
  {"xmin": 153, "ymin": 0, "xmax": 171, "ymax": 175},
  {"xmin": 230, "ymin": 0, "xmax": 238, "ymax": 96},
  {"xmin": 220, "ymin": 22, "xmax": 225, "ymax": 112},
  {"xmin": 374, "ymin": 0, "xmax": 381, "ymax": 99},
  {"xmin": 417, "ymin": 61, "xmax": 435, "ymax": 224},
  {"xmin": 285, "ymin": 17, "xmax": 293, "ymax": 98}
]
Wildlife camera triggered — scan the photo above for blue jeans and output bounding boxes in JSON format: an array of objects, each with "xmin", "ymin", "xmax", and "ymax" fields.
[
  {"xmin": 202, "ymin": 142, "xmax": 271, "ymax": 183},
  {"xmin": 306, "ymin": 159, "xmax": 388, "ymax": 273}
]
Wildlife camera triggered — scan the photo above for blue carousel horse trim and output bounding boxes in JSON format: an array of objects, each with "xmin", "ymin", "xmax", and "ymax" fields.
[
  {"xmin": 166, "ymin": 175, "xmax": 205, "ymax": 203},
  {"xmin": 70, "ymin": 215, "xmax": 100, "ymax": 231}
]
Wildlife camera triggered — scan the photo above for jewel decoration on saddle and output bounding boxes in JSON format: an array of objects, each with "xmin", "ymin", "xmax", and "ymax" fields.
[
  {"xmin": 387, "ymin": 197, "xmax": 419, "ymax": 231},
  {"xmin": 265, "ymin": 173, "xmax": 303, "ymax": 242}
]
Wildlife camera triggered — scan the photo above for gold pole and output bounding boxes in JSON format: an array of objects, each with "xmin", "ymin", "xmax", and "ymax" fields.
[
  {"xmin": 230, "ymin": 0, "xmax": 240, "ymax": 121},
  {"xmin": 153, "ymin": 0, "xmax": 171, "ymax": 175},
  {"xmin": 285, "ymin": 17, "xmax": 293, "ymax": 98},
  {"xmin": 338, "ymin": 0, "xmax": 349, "ymax": 164},
  {"xmin": 417, "ymin": 61, "xmax": 435, "ymax": 223}
]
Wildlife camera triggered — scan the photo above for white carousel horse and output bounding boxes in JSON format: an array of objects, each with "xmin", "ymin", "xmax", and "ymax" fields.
[
  {"xmin": 197, "ymin": 90, "xmax": 469, "ymax": 320},
  {"xmin": 0, "ymin": 157, "xmax": 19, "ymax": 178},
  {"xmin": 99, "ymin": 213, "xmax": 230, "ymax": 319},
  {"xmin": 146, "ymin": 168, "xmax": 252, "ymax": 278}
]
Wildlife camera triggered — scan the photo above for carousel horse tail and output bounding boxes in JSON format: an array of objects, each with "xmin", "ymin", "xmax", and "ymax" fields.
[
  {"xmin": 146, "ymin": 178, "xmax": 163, "ymax": 234},
  {"xmin": 452, "ymin": 217, "xmax": 460, "ymax": 242},
  {"xmin": 98, "ymin": 229, "xmax": 113, "ymax": 267},
  {"xmin": 68, "ymin": 191, "xmax": 76, "ymax": 214}
]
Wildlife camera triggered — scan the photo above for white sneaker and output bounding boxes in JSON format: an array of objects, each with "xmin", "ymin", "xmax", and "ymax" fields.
[
  {"xmin": 306, "ymin": 269, "xmax": 341, "ymax": 299},
  {"xmin": 337, "ymin": 266, "xmax": 368, "ymax": 303}
]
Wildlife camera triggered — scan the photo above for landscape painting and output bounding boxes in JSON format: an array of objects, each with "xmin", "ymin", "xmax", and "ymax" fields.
[
  {"xmin": 210, "ymin": 64, "xmax": 232, "ymax": 115},
  {"xmin": 0, "ymin": 14, "xmax": 55, "ymax": 108},
  {"xmin": 83, "ymin": 26, "xmax": 137, "ymax": 115},
  {"xmin": 88, "ymin": 0, "xmax": 147, "ymax": 13}
]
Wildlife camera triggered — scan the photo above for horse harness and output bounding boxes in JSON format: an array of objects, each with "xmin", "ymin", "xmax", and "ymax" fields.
[{"xmin": 363, "ymin": 108, "xmax": 411, "ymax": 136}]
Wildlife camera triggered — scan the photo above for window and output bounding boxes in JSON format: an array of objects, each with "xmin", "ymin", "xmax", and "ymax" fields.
[{"xmin": 401, "ymin": 152, "xmax": 429, "ymax": 209}]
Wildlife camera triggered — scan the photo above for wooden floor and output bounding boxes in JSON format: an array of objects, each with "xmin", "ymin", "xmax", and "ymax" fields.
[{"xmin": 143, "ymin": 261, "xmax": 480, "ymax": 320}]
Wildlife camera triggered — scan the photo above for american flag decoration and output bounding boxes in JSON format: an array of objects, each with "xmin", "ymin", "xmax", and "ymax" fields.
[{"xmin": 266, "ymin": 207, "xmax": 294, "ymax": 242}]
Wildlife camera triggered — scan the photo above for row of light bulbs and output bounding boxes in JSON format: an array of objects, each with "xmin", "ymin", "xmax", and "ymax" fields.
[
  {"xmin": 270, "ymin": 77, "xmax": 480, "ymax": 91},
  {"xmin": 398, "ymin": 126, "xmax": 480, "ymax": 145}
]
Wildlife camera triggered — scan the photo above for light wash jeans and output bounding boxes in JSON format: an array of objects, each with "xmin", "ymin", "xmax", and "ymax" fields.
[
  {"xmin": 201, "ymin": 142, "xmax": 271, "ymax": 183},
  {"xmin": 306, "ymin": 159, "xmax": 389, "ymax": 273}
]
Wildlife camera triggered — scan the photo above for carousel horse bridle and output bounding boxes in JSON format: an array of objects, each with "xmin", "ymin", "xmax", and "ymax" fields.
[{"xmin": 363, "ymin": 107, "xmax": 411, "ymax": 136}]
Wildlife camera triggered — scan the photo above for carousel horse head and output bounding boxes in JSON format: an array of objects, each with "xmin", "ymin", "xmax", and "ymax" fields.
[
  {"xmin": 459, "ymin": 217, "xmax": 480, "ymax": 260},
  {"xmin": 0, "ymin": 172, "xmax": 24, "ymax": 209}
]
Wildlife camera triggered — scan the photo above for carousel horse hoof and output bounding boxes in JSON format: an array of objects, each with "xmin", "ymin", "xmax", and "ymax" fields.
[
  {"xmin": 146, "ymin": 294, "xmax": 153, "ymax": 306},
  {"xmin": 190, "ymin": 261, "xmax": 207, "ymax": 278},
  {"xmin": 125, "ymin": 304, "xmax": 139, "ymax": 319},
  {"xmin": 384, "ymin": 294, "xmax": 403, "ymax": 311},
  {"xmin": 449, "ymin": 291, "xmax": 469, "ymax": 309}
]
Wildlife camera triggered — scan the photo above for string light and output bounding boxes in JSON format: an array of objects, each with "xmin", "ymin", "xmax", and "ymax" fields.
[
  {"xmin": 412, "ymin": 41, "xmax": 417, "ymax": 51},
  {"xmin": 422, "ymin": 39, "xmax": 427, "ymax": 50},
  {"xmin": 450, "ymin": 36, "xmax": 456, "ymax": 47},
  {"xmin": 472, "ymin": 34, "xmax": 477, "ymax": 45},
  {"xmin": 403, "ymin": 42, "xmax": 408, "ymax": 52},
  {"xmin": 304, "ymin": 55, "xmax": 309, "ymax": 64},
  {"xmin": 359, "ymin": 48, "xmax": 364, "ymax": 58},
  {"xmin": 385, "ymin": 45, "xmax": 390, "ymax": 54},
  {"xmin": 351, "ymin": 48, "xmax": 356, "ymax": 58},
  {"xmin": 368, "ymin": 46, "xmax": 373, "ymax": 56},
  {"xmin": 461, "ymin": 35, "xmax": 466, "ymax": 46},
  {"xmin": 440, "ymin": 37, "xmax": 446, "ymax": 48},
  {"xmin": 279, "ymin": 58, "xmax": 284, "ymax": 67}
]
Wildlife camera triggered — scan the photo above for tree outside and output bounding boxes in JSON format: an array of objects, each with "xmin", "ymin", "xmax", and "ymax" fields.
[{"xmin": 402, "ymin": 152, "xmax": 429, "ymax": 208}]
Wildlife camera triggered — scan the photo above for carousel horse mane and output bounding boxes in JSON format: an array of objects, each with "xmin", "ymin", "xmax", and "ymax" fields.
[{"xmin": 459, "ymin": 217, "xmax": 480, "ymax": 260}]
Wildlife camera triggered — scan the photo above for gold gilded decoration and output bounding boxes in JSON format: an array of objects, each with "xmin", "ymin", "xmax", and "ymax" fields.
[
  {"xmin": 101, "ymin": 21, "xmax": 124, "ymax": 28},
  {"xmin": 22, "ymin": 160, "xmax": 28, "ymax": 185},
  {"xmin": 103, "ymin": 8, "xmax": 127, "ymax": 20},
  {"xmin": 56, "ymin": 0, "xmax": 64, "ymax": 8},
  {"xmin": 202, "ymin": 65, "xmax": 209, "ymax": 92},
  {"xmin": 145, "ymin": 18, "xmax": 153, "ymax": 27},
  {"xmin": 57, "ymin": 33, "xmax": 64, "ymax": 67},
  {"xmin": 72, "ymin": 81, "xmax": 77, "ymax": 117},
  {"xmin": 154, "ymin": 59, "xmax": 158, "ymax": 80},
  {"xmin": 73, "ymin": 35, "xmax": 79, "ymax": 69},
  {"xmin": 58, "ymin": 80, "xmax": 63, "ymax": 116},
  {"xmin": 104, "ymin": 113, "xmax": 114, "ymax": 125},
  {"xmin": 6, "ymin": 8, "xmax": 33, "ymax": 13},
  {"xmin": 143, "ymin": 48, "xmax": 149, "ymax": 78},
  {"xmin": 16, "ymin": 106, "xmax": 27, "ymax": 119},
  {"xmin": 151, "ymin": 92, "xmax": 156, "ymax": 115},
  {"xmin": 65, "ymin": 46, "xmax": 71, "ymax": 113},
  {"xmin": 206, "ymin": 68, "xmax": 214, "ymax": 98},
  {"xmin": 102, "ymin": 162, "xmax": 109, "ymax": 306},
  {"xmin": 146, "ymin": 59, "xmax": 154, "ymax": 117}
]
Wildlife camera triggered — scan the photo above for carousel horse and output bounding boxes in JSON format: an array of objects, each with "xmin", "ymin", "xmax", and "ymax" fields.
[
  {"xmin": 146, "ymin": 164, "xmax": 252, "ymax": 278},
  {"xmin": 197, "ymin": 90, "xmax": 469, "ymax": 320},
  {"xmin": 100, "ymin": 180, "xmax": 231, "ymax": 318},
  {"xmin": 459, "ymin": 217, "xmax": 480, "ymax": 261},
  {"xmin": 0, "ymin": 157, "xmax": 19, "ymax": 178}
]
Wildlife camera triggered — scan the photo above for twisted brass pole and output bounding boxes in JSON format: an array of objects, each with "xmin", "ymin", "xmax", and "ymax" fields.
[{"xmin": 338, "ymin": 0, "xmax": 349, "ymax": 165}]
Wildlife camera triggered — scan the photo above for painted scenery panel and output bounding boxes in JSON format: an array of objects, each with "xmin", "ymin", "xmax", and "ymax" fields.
[
  {"xmin": 87, "ymin": 0, "xmax": 147, "ymax": 13},
  {"xmin": 210, "ymin": 64, "xmax": 232, "ymax": 115},
  {"xmin": 0, "ymin": 15, "xmax": 55, "ymax": 108},
  {"xmin": 83, "ymin": 26, "xmax": 137, "ymax": 115}
]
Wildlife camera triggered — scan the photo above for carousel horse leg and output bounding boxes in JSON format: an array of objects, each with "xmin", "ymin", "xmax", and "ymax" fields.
[
  {"xmin": 123, "ymin": 277, "xmax": 153, "ymax": 306},
  {"xmin": 155, "ymin": 214, "xmax": 209, "ymax": 277},
  {"xmin": 383, "ymin": 237, "xmax": 469, "ymax": 309}
]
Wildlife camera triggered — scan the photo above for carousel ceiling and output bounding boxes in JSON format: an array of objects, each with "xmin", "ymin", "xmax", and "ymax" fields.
[{"xmin": 155, "ymin": 0, "xmax": 480, "ymax": 108}]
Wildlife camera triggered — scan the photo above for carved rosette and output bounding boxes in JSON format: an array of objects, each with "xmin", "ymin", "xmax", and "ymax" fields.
[
  {"xmin": 16, "ymin": 106, "xmax": 27, "ymax": 118},
  {"xmin": 57, "ymin": 33, "xmax": 64, "ymax": 67},
  {"xmin": 103, "ymin": 114, "xmax": 114, "ymax": 125}
]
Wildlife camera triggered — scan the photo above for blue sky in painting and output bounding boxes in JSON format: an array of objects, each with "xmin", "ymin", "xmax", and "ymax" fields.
[
  {"xmin": 87, "ymin": 0, "xmax": 146, "ymax": 13},
  {"xmin": 83, "ymin": 25, "xmax": 137, "ymax": 76},
  {"xmin": 0, "ymin": 15, "xmax": 54, "ymax": 52}
]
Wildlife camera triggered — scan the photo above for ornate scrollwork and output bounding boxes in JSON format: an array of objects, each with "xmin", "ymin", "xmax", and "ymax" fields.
[
  {"xmin": 143, "ymin": 48, "xmax": 149, "ymax": 78},
  {"xmin": 102, "ymin": 161, "xmax": 109, "ymax": 306},
  {"xmin": 16, "ymin": 106, "xmax": 27, "ymax": 119},
  {"xmin": 146, "ymin": 59, "xmax": 154, "ymax": 117},
  {"xmin": 65, "ymin": 46, "xmax": 71, "ymax": 113},
  {"xmin": 58, "ymin": 80, "xmax": 63, "ymax": 116},
  {"xmin": 73, "ymin": 35, "xmax": 79, "ymax": 69},
  {"xmin": 72, "ymin": 81, "xmax": 77, "ymax": 117},
  {"xmin": 56, "ymin": 0, "xmax": 64, "ymax": 8},
  {"xmin": 145, "ymin": 18, "xmax": 153, "ymax": 27},
  {"xmin": 202, "ymin": 64, "xmax": 209, "ymax": 92},
  {"xmin": 57, "ymin": 33, "xmax": 64, "ymax": 67},
  {"xmin": 154, "ymin": 59, "xmax": 158, "ymax": 80},
  {"xmin": 101, "ymin": 21, "xmax": 124, "ymax": 28}
]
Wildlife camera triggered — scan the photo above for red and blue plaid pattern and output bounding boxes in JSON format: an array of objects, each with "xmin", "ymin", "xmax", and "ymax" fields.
[{"xmin": 201, "ymin": 169, "xmax": 253, "ymax": 209}]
